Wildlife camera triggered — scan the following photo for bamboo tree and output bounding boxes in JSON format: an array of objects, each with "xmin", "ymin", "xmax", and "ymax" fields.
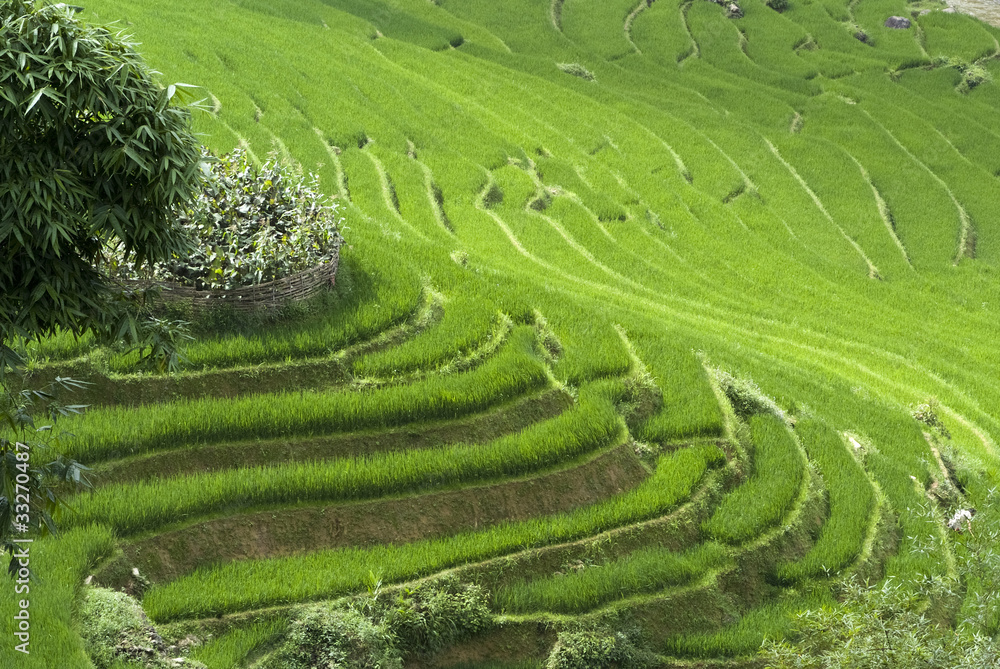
[{"xmin": 0, "ymin": 0, "xmax": 204, "ymax": 574}]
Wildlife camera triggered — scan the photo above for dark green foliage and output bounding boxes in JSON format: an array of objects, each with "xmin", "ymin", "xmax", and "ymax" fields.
[
  {"xmin": 388, "ymin": 576, "xmax": 493, "ymax": 654},
  {"xmin": 112, "ymin": 148, "xmax": 343, "ymax": 290},
  {"xmin": 545, "ymin": 626, "xmax": 652, "ymax": 669},
  {"xmin": 262, "ymin": 604, "xmax": 401, "ymax": 669},
  {"xmin": 911, "ymin": 399, "xmax": 951, "ymax": 439},
  {"xmin": 446, "ymin": 663, "xmax": 541, "ymax": 669},
  {"xmin": 0, "ymin": 375, "xmax": 92, "ymax": 569},
  {"xmin": 124, "ymin": 316, "xmax": 193, "ymax": 374},
  {"xmin": 958, "ymin": 63, "xmax": 991, "ymax": 94},
  {"xmin": 765, "ymin": 0, "xmax": 788, "ymax": 11},
  {"xmin": 931, "ymin": 56, "xmax": 992, "ymax": 95},
  {"xmin": 262, "ymin": 576, "xmax": 491, "ymax": 668},
  {"xmin": 0, "ymin": 0, "xmax": 202, "ymax": 343}
]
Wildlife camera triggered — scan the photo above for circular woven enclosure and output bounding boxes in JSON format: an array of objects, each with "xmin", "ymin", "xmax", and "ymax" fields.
[{"xmin": 129, "ymin": 251, "xmax": 339, "ymax": 314}]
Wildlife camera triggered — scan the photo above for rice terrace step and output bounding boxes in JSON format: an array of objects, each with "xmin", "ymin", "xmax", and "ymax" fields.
[{"xmin": 3, "ymin": 0, "xmax": 1000, "ymax": 667}]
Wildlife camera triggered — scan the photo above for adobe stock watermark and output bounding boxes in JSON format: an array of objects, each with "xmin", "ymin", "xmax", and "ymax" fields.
[{"xmin": 11, "ymin": 441, "xmax": 32, "ymax": 655}]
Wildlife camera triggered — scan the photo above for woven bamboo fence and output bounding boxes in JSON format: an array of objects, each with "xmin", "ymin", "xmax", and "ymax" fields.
[{"xmin": 128, "ymin": 250, "xmax": 339, "ymax": 314}]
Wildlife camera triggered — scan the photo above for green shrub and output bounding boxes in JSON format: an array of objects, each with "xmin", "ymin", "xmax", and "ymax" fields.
[
  {"xmin": 912, "ymin": 399, "xmax": 951, "ymax": 438},
  {"xmin": 262, "ymin": 604, "xmax": 401, "ymax": 669},
  {"xmin": 545, "ymin": 627, "xmax": 652, "ymax": 669},
  {"xmin": 761, "ymin": 578, "xmax": 1000, "ymax": 667},
  {"xmin": 765, "ymin": 0, "xmax": 788, "ymax": 10},
  {"xmin": 111, "ymin": 148, "xmax": 343, "ymax": 290},
  {"xmin": 261, "ymin": 577, "xmax": 490, "ymax": 667},
  {"xmin": 959, "ymin": 63, "xmax": 990, "ymax": 94},
  {"xmin": 389, "ymin": 576, "xmax": 492, "ymax": 654},
  {"xmin": 933, "ymin": 56, "xmax": 993, "ymax": 94},
  {"xmin": 81, "ymin": 587, "xmax": 206, "ymax": 669},
  {"xmin": 556, "ymin": 63, "xmax": 596, "ymax": 81}
]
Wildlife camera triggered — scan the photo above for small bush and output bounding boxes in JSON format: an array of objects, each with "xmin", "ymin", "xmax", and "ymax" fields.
[
  {"xmin": 261, "ymin": 577, "xmax": 490, "ymax": 667},
  {"xmin": 959, "ymin": 63, "xmax": 991, "ymax": 93},
  {"xmin": 545, "ymin": 627, "xmax": 652, "ymax": 669},
  {"xmin": 765, "ymin": 0, "xmax": 788, "ymax": 10},
  {"xmin": 557, "ymin": 63, "xmax": 595, "ymax": 81},
  {"xmin": 912, "ymin": 399, "xmax": 951, "ymax": 438},
  {"xmin": 388, "ymin": 576, "xmax": 492, "ymax": 654},
  {"xmin": 81, "ymin": 587, "xmax": 206, "ymax": 669},
  {"xmin": 761, "ymin": 577, "xmax": 1000, "ymax": 667},
  {"xmin": 262, "ymin": 603, "xmax": 402, "ymax": 669},
  {"xmin": 932, "ymin": 56, "xmax": 992, "ymax": 94},
  {"xmin": 111, "ymin": 148, "xmax": 343, "ymax": 290}
]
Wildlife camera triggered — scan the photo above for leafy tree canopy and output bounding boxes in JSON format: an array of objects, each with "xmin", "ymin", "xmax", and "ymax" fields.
[
  {"xmin": 0, "ymin": 0, "xmax": 203, "ymax": 355},
  {"xmin": 0, "ymin": 0, "xmax": 203, "ymax": 570}
]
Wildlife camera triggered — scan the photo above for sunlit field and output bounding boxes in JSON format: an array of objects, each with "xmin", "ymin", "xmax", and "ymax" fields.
[{"xmin": 5, "ymin": 0, "xmax": 1000, "ymax": 665}]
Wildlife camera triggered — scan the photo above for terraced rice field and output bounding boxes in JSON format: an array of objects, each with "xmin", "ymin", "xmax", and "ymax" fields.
[{"xmin": 4, "ymin": 0, "xmax": 1000, "ymax": 666}]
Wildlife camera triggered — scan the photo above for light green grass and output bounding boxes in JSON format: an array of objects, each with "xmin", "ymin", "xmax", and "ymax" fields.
[
  {"xmin": 142, "ymin": 444, "xmax": 725, "ymax": 621},
  {"xmin": 776, "ymin": 419, "xmax": 877, "ymax": 582},
  {"xmin": 0, "ymin": 528, "xmax": 115, "ymax": 669},
  {"xmin": 703, "ymin": 414, "xmax": 804, "ymax": 544},
  {"xmin": 60, "ymin": 326, "xmax": 549, "ymax": 462},
  {"xmin": 632, "ymin": 335, "xmax": 725, "ymax": 442},
  {"xmin": 663, "ymin": 592, "xmax": 834, "ymax": 657},
  {"xmin": 187, "ymin": 618, "xmax": 287, "ymax": 669},
  {"xmin": 66, "ymin": 379, "xmax": 627, "ymax": 536},
  {"xmin": 496, "ymin": 542, "xmax": 730, "ymax": 614},
  {"xmin": 18, "ymin": 0, "xmax": 1000, "ymax": 662}
]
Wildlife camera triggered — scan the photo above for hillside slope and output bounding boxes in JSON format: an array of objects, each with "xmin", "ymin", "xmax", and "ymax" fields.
[{"xmin": 4, "ymin": 0, "xmax": 1000, "ymax": 666}]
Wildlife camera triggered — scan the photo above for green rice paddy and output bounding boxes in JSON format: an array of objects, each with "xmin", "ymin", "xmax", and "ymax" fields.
[{"xmin": 4, "ymin": 0, "xmax": 1000, "ymax": 665}]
